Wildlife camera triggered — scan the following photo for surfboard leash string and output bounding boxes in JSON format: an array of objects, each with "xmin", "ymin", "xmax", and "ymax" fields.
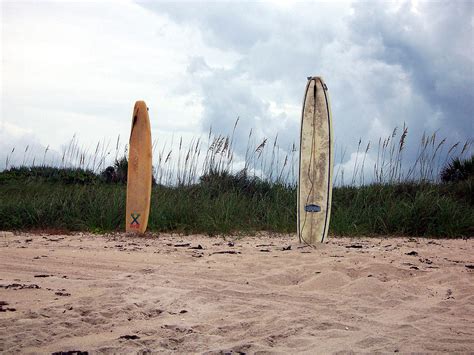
[{"xmin": 300, "ymin": 78, "xmax": 317, "ymax": 248}]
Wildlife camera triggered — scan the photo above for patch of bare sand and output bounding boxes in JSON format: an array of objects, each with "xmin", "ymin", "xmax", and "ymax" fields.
[{"xmin": 0, "ymin": 232, "xmax": 473, "ymax": 353}]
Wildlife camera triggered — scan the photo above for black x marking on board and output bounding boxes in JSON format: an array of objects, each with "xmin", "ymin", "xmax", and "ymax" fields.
[{"xmin": 130, "ymin": 213, "xmax": 141, "ymax": 225}]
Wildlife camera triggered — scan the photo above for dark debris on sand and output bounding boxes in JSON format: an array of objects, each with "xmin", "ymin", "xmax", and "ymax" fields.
[
  {"xmin": 346, "ymin": 244, "xmax": 363, "ymax": 249},
  {"xmin": 118, "ymin": 334, "xmax": 140, "ymax": 340},
  {"xmin": 0, "ymin": 283, "xmax": 40, "ymax": 290},
  {"xmin": 210, "ymin": 251, "xmax": 241, "ymax": 255},
  {"xmin": 0, "ymin": 301, "xmax": 16, "ymax": 312}
]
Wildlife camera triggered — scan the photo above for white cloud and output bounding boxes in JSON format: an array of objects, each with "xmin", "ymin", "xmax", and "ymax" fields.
[
  {"xmin": 1, "ymin": 0, "xmax": 219, "ymax": 149},
  {"xmin": 334, "ymin": 150, "xmax": 376, "ymax": 186},
  {"xmin": 0, "ymin": 121, "xmax": 58, "ymax": 168}
]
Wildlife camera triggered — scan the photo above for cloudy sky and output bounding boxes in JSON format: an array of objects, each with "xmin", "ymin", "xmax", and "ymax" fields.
[{"xmin": 1, "ymin": 0, "xmax": 473, "ymax": 180}]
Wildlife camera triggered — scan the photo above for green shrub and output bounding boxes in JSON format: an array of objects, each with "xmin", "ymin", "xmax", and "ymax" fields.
[{"xmin": 440, "ymin": 155, "xmax": 474, "ymax": 183}]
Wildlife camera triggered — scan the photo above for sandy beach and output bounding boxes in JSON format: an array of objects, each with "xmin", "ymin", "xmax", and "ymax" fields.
[{"xmin": 0, "ymin": 232, "xmax": 473, "ymax": 353}]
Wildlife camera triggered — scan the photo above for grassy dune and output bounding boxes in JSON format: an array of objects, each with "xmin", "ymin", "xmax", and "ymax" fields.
[
  {"xmin": 0, "ymin": 173, "xmax": 472, "ymax": 237},
  {"xmin": 1, "ymin": 125, "xmax": 472, "ymax": 237}
]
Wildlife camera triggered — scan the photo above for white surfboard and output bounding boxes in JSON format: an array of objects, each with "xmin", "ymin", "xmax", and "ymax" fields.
[{"xmin": 297, "ymin": 77, "xmax": 333, "ymax": 244}]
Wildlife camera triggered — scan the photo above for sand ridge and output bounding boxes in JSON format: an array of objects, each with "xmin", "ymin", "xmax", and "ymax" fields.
[{"xmin": 0, "ymin": 232, "xmax": 473, "ymax": 353}]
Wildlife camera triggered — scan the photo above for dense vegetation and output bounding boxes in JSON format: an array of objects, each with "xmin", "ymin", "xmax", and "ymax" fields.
[
  {"xmin": 0, "ymin": 161, "xmax": 472, "ymax": 237},
  {"xmin": 1, "ymin": 125, "xmax": 472, "ymax": 237}
]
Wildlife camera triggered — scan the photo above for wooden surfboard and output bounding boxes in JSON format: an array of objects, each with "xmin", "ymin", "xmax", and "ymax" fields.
[
  {"xmin": 297, "ymin": 77, "xmax": 333, "ymax": 244},
  {"xmin": 126, "ymin": 101, "xmax": 152, "ymax": 233}
]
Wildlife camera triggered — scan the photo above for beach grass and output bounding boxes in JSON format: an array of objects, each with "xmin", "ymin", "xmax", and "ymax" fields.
[
  {"xmin": 1, "ymin": 123, "xmax": 472, "ymax": 237},
  {"xmin": 0, "ymin": 173, "xmax": 472, "ymax": 237}
]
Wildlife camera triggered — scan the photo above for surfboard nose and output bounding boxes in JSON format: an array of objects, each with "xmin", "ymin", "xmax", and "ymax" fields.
[
  {"xmin": 134, "ymin": 100, "xmax": 148, "ymax": 112},
  {"xmin": 308, "ymin": 77, "xmax": 328, "ymax": 91}
]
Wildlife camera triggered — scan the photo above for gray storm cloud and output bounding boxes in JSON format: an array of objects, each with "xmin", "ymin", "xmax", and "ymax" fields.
[
  {"xmin": 349, "ymin": 1, "xmax": 473, "ymax": 137},
  {"xmin": 185, "ymin": 55, "xmax": 297, "ymax": 157},
  {"xmin": 138, "ymin": 0, "xmax": 473, "ymax": 180}
]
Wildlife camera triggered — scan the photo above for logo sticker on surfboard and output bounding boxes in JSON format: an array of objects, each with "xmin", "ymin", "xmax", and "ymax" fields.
[
  {"xmin": 130, "ymin": 212, "xmax": 141, "ymax": 228},
  {"xmin": 304, "ymin": 204, "xmax": 321, "ymax": 213}
]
